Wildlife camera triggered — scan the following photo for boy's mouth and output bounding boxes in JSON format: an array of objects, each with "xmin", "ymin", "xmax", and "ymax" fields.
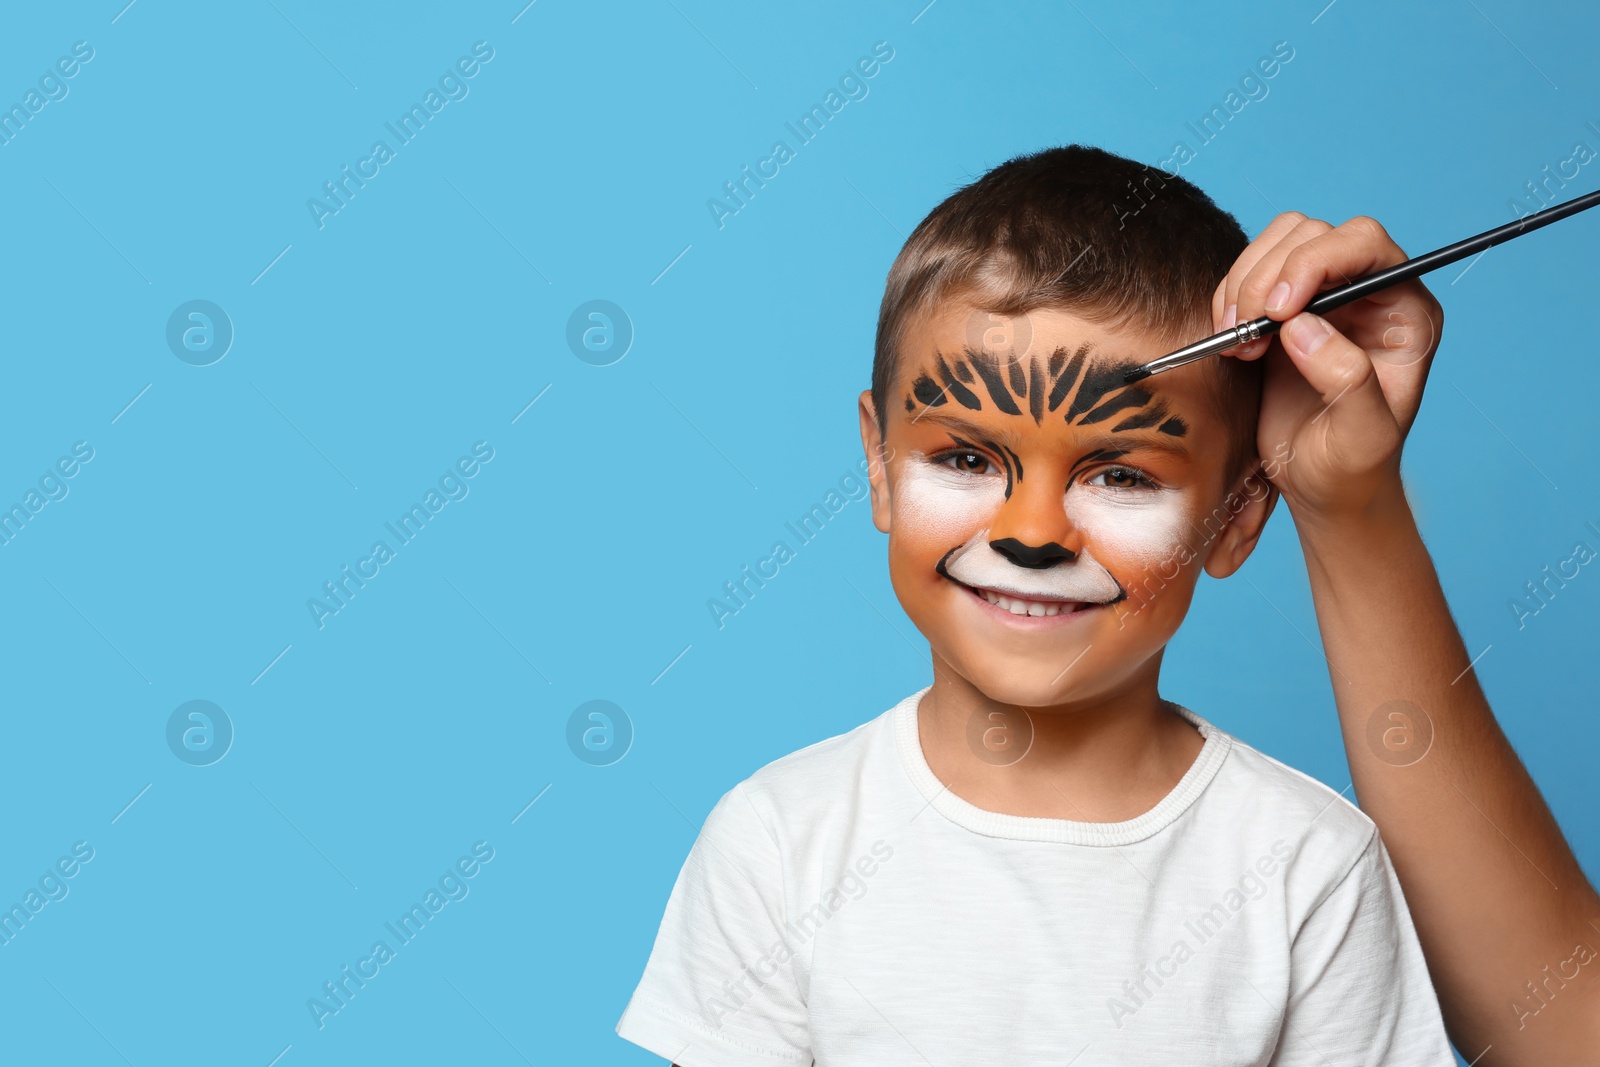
[{"xmin": 962, "ymin": 581, "xmax": 1093, "ymax": 618}]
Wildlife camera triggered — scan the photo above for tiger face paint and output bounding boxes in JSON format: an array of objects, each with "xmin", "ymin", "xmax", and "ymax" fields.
[{"xmin": 870, "ymin": 302, "xmax": 1246, "ymax": 707}]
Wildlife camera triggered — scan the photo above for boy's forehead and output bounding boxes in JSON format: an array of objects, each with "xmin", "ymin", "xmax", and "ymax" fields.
[
  {"xmin": 907, "ymin": 302, "xmax": 1183, "ymax": 375},
  {"xmin": 897, "ymin": 303, "xmax": 1216, "ymax": 437}
]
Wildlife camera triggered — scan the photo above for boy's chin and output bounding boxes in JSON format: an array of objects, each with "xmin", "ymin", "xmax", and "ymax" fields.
[
  {"xmin": 933, "ymin": 625, "xmax": 1170, "ymax": 709},
  {"xmin": 943, "ymin": 653, "xmax": 1104, "ymax": 709}
]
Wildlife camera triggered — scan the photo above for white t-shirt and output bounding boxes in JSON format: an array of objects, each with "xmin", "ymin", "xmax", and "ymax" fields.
[{"xmin": 616, "ymin": 686, "xmax": 1455, "ymax": 1066}]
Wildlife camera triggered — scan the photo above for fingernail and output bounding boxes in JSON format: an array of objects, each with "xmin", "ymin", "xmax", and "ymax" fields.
[
  {"xmin": 1286, "ymin": 313, "xmax": 1334, "ymax": 354},
  {"xmin": 1265, "ymin": 281, "xmax": 1292, "ymax": 313},
  {"xmin": 1221, "ymin": 303, "xmax": 1237, "ymax": 330}
]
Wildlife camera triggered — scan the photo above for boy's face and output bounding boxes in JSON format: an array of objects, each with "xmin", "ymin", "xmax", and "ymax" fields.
[{"xmin": 859, "ymin": 301, "xmax": 1274, "ymax": 708}]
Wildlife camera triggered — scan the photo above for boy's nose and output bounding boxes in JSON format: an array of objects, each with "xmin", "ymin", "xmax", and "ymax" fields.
[
  {"xmin": 989, "ymin": 537, "xmax": 1075, "ymax": 569},
  {"xmin": 985, "ymin": 476, "xmax": 1080, "ymax": 566}
]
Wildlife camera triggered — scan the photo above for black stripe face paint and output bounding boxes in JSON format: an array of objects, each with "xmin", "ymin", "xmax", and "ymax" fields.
[
  {"xmin": 905, "ymin": 345, "xmax": 1189, "ymax": 438},
  {"xmin": 969, "ymin": 355, "xmax": 1023, "ymax": 416},
  {"xmin": 936, "ymin": 353, "xmax": 984, "ymax": 411}
]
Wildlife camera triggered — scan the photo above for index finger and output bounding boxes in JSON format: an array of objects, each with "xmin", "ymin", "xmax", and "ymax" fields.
[
  {"xmin": 1211, "ymin": 211, "xmax": 1313, "ymax": 330},
  {"xmin": 1234, "ymin": 215, "xmax": 1410, "ymax": 326}
]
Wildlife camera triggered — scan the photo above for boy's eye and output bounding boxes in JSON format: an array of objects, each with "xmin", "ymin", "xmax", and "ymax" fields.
[
  {"xmin": 939, "ymin": 451, "xmax": 992, "ymax": 475},
  {"xmin": 1087, "ymin": 465, "xmax": 1154, "ymax": 490}
]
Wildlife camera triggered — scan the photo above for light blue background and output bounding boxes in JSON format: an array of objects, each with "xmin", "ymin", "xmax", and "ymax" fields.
[{"xmin": 0, "ymin": 1, "xmax": 1594, "ymax": 1063}]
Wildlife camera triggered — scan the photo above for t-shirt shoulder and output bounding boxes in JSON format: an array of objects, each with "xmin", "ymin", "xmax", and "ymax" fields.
[
  {"xmin": 1198, "ymin": 725, "xmax": 1381, "ymax": 921},
  {"xmin": 1211, "ymin": 729, "xmax": 1375, "ymax": 843},
  {"xmin": 745, "ymin": 712, "xmax": 882, "ymax": 788},
  {"xmin": 717, "ymin": 700, "xmax": 898, "ymax": 845}
]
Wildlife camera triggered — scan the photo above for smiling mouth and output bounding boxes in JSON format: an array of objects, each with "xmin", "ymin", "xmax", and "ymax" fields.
[{"xmin": 955, "ymin": 580, "xmax": 1098, "ymax": 618}]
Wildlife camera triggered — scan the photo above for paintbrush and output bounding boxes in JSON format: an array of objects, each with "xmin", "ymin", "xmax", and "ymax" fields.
[{"xmin": 1123, "ymin": 186, "xmax": 1600, "ymax": 384}]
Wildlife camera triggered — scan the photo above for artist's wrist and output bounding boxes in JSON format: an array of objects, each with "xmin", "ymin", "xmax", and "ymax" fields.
[{"xmin": 1287, "ymin": 470, "xmax": 1415, "ymax": 559}]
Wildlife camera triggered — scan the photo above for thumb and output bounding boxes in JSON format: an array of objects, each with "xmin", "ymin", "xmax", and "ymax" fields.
[{"xmin": 1278, "ymin": 311, "xmax": 1399, "ymax": 466}]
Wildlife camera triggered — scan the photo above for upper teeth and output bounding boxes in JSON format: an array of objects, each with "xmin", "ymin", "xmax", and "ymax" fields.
[{"xmin": 979, "ymin": 588, "xmax": 1075, "ymax": 617}]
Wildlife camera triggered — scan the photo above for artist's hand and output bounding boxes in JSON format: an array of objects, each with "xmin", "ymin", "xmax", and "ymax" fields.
[{"xmin": 1212, "ymin": 212, "xmax": 1443, "ymax": 521}]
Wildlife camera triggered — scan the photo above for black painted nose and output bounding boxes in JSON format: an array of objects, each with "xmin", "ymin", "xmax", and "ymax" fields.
[{"xmin": 989, "ymin": 537, "xmax": 1076, "ymax": 569}]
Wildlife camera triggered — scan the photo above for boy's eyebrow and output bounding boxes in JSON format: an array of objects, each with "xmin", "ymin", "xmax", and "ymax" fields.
[
  {"xmin": 913, "ymin": 412, "xmax": 1027, "ymax": 449},
  {"xmin": 1094, "ymin": 432, "xmax": 1191, "ymax": 459}
]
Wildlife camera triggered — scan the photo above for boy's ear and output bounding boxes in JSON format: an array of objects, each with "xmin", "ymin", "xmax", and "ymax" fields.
[
  {"xmin": 857, "ymin": 390, "xmax": 892, "ymax": 534},
  {"xmin": 1202, "ymin": 460, "xmax": 1280, "ymax": 579}
]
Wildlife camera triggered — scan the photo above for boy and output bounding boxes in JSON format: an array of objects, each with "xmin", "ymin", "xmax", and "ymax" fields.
[{"xmin": 616, "ymin": 146, "xmax": 1456, "ymax": 1064}]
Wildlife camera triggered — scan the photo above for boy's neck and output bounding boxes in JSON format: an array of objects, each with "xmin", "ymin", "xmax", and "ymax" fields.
[{"xmin": 916, "ymin": 654, "xmax": 1206, "ymax": 823}]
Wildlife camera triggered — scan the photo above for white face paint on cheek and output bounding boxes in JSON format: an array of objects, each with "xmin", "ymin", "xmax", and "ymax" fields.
[
  {"xmin": 890, "ymin": 453, "xmax": 1007, "ymax": 539},
  {"xmin": 1064, "ymin": 486, "xmax": 1192, "ymax": 567}
]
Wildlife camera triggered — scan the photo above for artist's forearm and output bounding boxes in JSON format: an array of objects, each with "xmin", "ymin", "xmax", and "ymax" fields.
[{"xmin": 1293, "ymin": 480, "xmax": 1600, "ymax": 1064}]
